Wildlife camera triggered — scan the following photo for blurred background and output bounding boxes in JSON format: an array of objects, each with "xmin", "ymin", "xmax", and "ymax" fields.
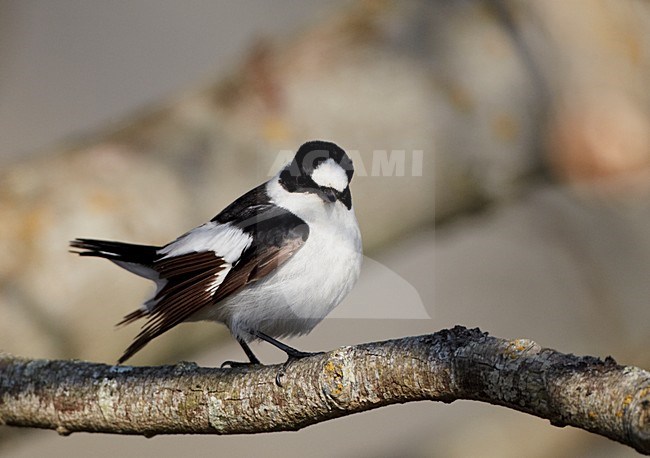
[{"xmin": 1, "ymin": 0, "xmax": 650, "ymax": 456}]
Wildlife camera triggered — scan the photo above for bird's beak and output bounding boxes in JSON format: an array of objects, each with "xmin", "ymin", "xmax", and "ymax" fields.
[{"xmin": 322, "ymin": 188, "xmax": 337, "ymax": 203}]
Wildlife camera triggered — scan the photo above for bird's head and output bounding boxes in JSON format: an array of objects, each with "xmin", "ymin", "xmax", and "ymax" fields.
[{"xmin": 279, "ymin": 140, "xmax": 354, "ymax": 209}]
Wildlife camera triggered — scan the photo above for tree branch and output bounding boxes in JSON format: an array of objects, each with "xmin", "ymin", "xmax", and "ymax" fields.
[{"xmin": 1, "ymin": 326, "xmax": 649, "ymax": 454}]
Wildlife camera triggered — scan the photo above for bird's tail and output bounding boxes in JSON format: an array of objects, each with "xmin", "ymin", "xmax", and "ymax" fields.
[
  {"xmin": 70, "ymin": 238, "xmax": 162, "ymax": 332},
  {"xmin": 70, "ymin": 238, "xmax": 160, "ymax": 266}
]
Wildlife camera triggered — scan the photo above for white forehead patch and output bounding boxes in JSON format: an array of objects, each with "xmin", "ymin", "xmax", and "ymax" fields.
[{"xmin": 311, "ymin": 158, "xmax": 348, "ymax": 192}]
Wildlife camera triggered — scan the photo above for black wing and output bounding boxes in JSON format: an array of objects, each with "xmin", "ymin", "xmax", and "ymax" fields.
[
  {"xmin": 211, "ymin": 184, "xmax": 310, "ymax": 299},
  {"xmin": 213, "ymin": 199, "xmax": 310, "ymax": 301}
]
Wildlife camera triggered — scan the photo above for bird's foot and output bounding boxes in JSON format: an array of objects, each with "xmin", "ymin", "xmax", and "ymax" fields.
[
  {"xmin": 221, "ymin": 360, "xmax": 260, "ymax": 369},
  {"xmin": 275, "ymin": 351, "xmax": 324, "ymax": 387},
  {"xmin": 285, "ymin": 349, "xmax": 322, "ymax": 359}
]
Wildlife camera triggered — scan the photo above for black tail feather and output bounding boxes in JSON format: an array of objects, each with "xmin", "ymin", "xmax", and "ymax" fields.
[{"xmin": 70, "ymin": 238, "xmax": 160, "ymax": 266}]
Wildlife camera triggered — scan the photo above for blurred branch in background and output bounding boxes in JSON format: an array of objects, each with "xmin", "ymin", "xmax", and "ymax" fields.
[{"xmin": 1, "ymin": 327, "xmax": 649, "ymax": 454}]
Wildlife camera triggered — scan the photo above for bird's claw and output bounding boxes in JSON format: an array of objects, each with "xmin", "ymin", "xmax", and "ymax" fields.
[
  {"xmin": 221, "ymin": 360, "xmax": 258, "ymax": 368},
  {"xmin": 275, "ymin": 351, "xmax": 324, "ymax": 387}
]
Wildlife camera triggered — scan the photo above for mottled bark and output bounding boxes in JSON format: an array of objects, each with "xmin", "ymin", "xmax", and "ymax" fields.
[{"xmin": 1, "ymin": 327, "xmax": 648, "ymax": 454}]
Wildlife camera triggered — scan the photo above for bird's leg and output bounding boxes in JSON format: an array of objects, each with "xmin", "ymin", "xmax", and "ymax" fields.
[
  {"xmin": 254, "ymin": 331, "xmax": 321, "ymax": 359},
  {"xmin": 253, "ymin": 331, "xmax": 323, "ymax": 386},
  {"xmin": 220, "ymin": 337, "xmax": 262, "ymax": 368}
]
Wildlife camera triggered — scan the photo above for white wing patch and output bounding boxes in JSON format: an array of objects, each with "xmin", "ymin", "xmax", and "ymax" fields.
[
  {"xmin": 311, "ymin": 158, "xmax": 348, "ymax": 192},
  {"xmin": 158, "ymin": 222, "xmax": 252, "ymax": 263},
  {"xmin": 205, "ymin": 265, "xmax": 232, "ymax": 293}
]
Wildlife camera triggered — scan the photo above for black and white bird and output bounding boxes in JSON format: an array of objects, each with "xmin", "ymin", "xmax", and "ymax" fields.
[{"xmin": 70, "ymin": 140, "xmax": 362, "ymax": 366}]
